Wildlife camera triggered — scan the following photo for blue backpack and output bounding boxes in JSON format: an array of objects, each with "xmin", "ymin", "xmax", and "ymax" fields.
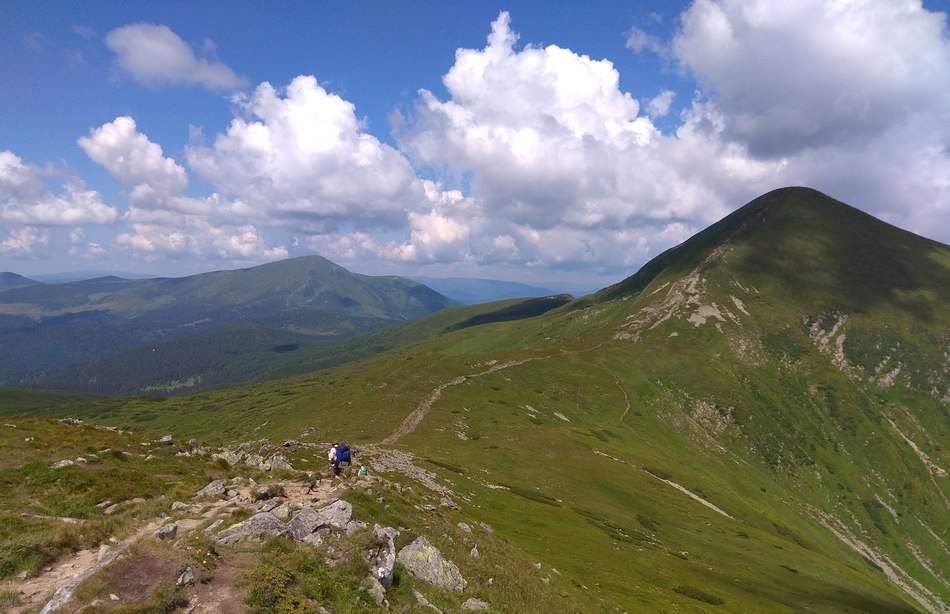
[{"xmin": 337, "ymin": 443, "xmax": 351, "ymax": 465}]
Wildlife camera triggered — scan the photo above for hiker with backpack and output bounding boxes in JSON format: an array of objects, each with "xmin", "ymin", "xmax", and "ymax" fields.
[{"xmin": 328, "ymin": 442, "xmax": 351, "ymax": 480}]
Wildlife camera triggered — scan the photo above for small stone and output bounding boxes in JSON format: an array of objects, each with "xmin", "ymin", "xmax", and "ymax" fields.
[
  {"xmin": 97, "ymin": 544, "xmax": 112, "ymax": 561},
  {"xmin": 479, "ymin": 522, "xmax": 493, "ymax": 533},
  {"xmin": 177, "ymin": 566, "xmax": 195, "ymax": 587},
  {"xmin": 470, "ymin": 544, "xmax": 479, "ymax": 559},
  {"xmin": 272, "ymin": 502, "xmax": 292, "ymax": 521},
  {"xmin": 362, "ymin": 576, "xmax": 386, "ymax": 605},
  {"xmin": 413, "ymin": 589, "xmax": 430, "ymax": 606},
  {"xmin": 157, "ymin": 435, "xmax": 173, "ymax": 445},
  {"xmin": 458, "ymin": 521, "xmax": 472, "ymax": 533},
  {"xmin": 204, "ymin": 519, "xmax": 224, "ymax": 533},
  {"xmin": 533, "ymin": 562, "xmax": 542, "ymax": 570},
  {"xmin": 258, "ymin": 500, "xmax": 278, "ymax": 513},
  {"xmin": 462, "ymin": 598, "xmax": 490, "ymax": 611},
  {"xmin": 195, "ymin": 479, "xmax": 227, "ymax": 499},
  {"xmin": 110, "ymin": 593, "xmax": 119, "ymax": 601},
  {"xmin": 440, "ymin": 497, "xmax": 461, "ymax": 511},
  {"xmin": 155, "ymin": 523, "xmax": 178, "ymax": 541},
  {"xmin": 171, "ymin": 501, "xmax": 189, "ymax": 511},
  {"xmin": 50, "ymin": 459, "xmax": 75, "ymax": 469}
]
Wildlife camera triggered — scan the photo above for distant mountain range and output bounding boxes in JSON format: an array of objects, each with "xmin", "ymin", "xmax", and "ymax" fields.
[
  {"xmin": 0, "ymin": 256, "xmax": 455, "ymax": 393},
  {"xmin": 408, "ymin": 277, "xmax": 565, "ymax": 304}
]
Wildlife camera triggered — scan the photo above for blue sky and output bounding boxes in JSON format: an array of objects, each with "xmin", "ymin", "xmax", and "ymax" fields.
[{"xmin": 2, "ymin": 1, "xmax": 949, "ymax": 289}]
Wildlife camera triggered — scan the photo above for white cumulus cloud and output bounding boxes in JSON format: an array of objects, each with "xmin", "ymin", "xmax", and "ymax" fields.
[
  {"xmin": 79, "ymin": 116, "xmax": 188, "ymax": 200},
  {"xmin": 1, "ymin": 226, "xmax": 50, "ymax": 254},
  {"xmin": 396, "ymin": 12, "xmax": 778, "ymax": 275},
  {"xmin": 187, "ymin": 75, "xmax": 423, "ymax": 231},
  {"xmin": 106, "ymin": 23, "xmax": 245, "ymax": 90},
  {"xmin": 673, "ymin": 0, "xmax": 950, "ymax": 157},
  {"xmin": 0, "ymin": 150, "xmax": 117, "ymax": 225}
]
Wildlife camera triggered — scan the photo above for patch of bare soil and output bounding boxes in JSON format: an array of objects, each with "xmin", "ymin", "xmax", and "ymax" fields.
[{"xmin": 182, "ymin": 551, "xmax": 258, "ymax": 614}]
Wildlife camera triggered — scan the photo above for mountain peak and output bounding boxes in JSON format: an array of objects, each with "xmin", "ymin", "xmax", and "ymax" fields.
[{"xmin": 596, "ymin": 187, "xmax": 949, "ymax": 317}]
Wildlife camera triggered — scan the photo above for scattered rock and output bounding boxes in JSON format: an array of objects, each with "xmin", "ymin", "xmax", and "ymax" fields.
[
  {"xmin": 288, "ymin": 506, "xmax": 325, "ymax": 541},
  {"xmin": 470, "ymin": 544, "xmax": 479, "ymax": 559},
  {"xmin": 109, "ymin": 593, "xmax": 119, "ymax": 601},
  {"xmin": 397, "ymin": 536, "xmax": 467, "ymax": 593},
  {"xmin": 281, "ymin": 440, "xmax": 301, "ymax": 447},
  {"xmin": 103, "ymin": 498, "xmax": 146, "ymax": 515},
  {"xmin": 264, "ymin": 453, "xmax": 293, "ymax": 471},
  {"xmin": 458, "ymin": 521, "xmax": 472, "ymax": 533},
  {"xmin": 50, "ymin": 459, "xmax": 75, "ymax": 469},
  {"xmin": 97, "ymin": 544, "xmax": 111, "ymax": 562},
  {"xmin": 204, "ymin": 519, "xmax": 224, "ymax": 533},
  {"xmin": 156, "ymin": 435, "xmax": 173, "ymax": 445},
  {"xmin": 155, "ymin": 523, "xmax": 178, "ymax": 541},
  {"xmin": 362, "ymin": 575, "xmax": 386, "ymax": 606},
  {"xmin": 176, "ymin": 566, "xmax": 195, "ymax": 587},
  {"xmin": 195, "ymin": 479, "xmax": 228, "ymax": 499},
  {"xmin": 215, "ymin": 512, "xmax": 290, "ymax": 545},
  {"xmin": 60, "ymin": 418, "xmax": 83, "ymax": 426},
  {"xmin": 258, "ymin": 500, "xmax": 278, "ymax": 513},
  {"xmin": 318, "ymin": 499, "xmax": 357, "ymax": 531},
  {"xmin": 187, "ymin": 438, "xmax": 201, "ymax": 448},
  {"xmin": 171, "ymin": 501, "xmax": 189, "ymax": 511},
  {"xmin": 272, "ymin": 502, "xmax": 292, "ymax": 521},
  {"xmin": 533, "ymin": 562, "xmax": 542, "ymax": 570},
  {"xmin": 462, "ymin": 598, "xmax": 490, "ymax": 611},
  {"xmin": 440, "ymin": 497, "xmax": 461, "ymax": 511},
  {"xmin": 479, "ymin": 522, "xmax": 493, "ymax": 533},
  {"xmin": 365, "ymin": 524, "xmax": 397, "ymax": 588}
]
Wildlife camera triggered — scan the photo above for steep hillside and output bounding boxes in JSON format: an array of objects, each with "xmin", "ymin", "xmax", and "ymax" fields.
[
  {"xmin": 0, "ymin": 256, "xmax": 455, "ymax": 390},
  {"xmin": 7, "ymin": 188, "xmax": 948, "ymax": 612}
]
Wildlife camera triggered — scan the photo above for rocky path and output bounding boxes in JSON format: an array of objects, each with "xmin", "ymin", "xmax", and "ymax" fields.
[
  {"xmin": 8, "ymin": 477, "xmax": 343, "ymax": 614},
  {"xmin": 382, "ymin": 358, "xmax": 540, "ymax": 444}
]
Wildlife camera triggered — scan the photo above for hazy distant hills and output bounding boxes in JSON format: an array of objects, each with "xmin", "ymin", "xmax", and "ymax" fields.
[
  {"xmin": 410, "ymin": 276, "xmax": 571, "ymax": 304},
  {"xmin": 0, "ymin": 256, "xmax": 455, "ymax": 391},
  {"xmin": 0, "ymin": 271, "xmax": 42, "ymax": 293},
  {"xmin": 8, "ymin": 187, "xmax": 949, "ymax": 611}
]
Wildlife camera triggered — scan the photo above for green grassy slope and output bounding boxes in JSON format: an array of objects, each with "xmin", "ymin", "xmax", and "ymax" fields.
[{"xmin": 14, "ymin": 187, "xmax": 947, "ymax": 611}]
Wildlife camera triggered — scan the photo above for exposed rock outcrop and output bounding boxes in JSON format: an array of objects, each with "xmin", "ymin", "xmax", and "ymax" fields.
[{"xmin": 398, "ymin": 536, "xmax": 467, "ymax": 593}]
